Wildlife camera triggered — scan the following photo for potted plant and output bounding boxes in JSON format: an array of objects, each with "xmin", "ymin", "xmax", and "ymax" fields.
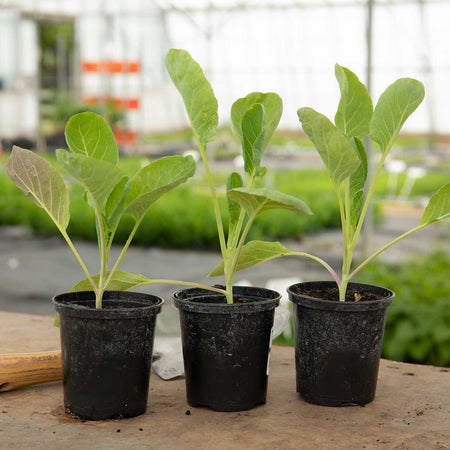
[
  {"xmin": 165, "ymin": 49, "xmax": 313, "ymax": 411},
  {"xmin": 5, "ymin": 112, "xmax": 198, "ymax": 420},
  {"xmin": 218, "ymin": 64, "xmax": 449, "ymax": 406}
]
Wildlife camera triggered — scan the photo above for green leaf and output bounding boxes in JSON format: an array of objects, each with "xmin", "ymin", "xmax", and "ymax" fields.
[
  {"xmin": 258, "ymin": 167, "xmax": 267, "ymax": 178},
  {"xmin": 370, "ymin": 78, "xmax": 425, "ymax": 155},
  {"xmin": 231, "ymin": 92, "xmax": 282, "ymax": 151},
  {"xmin": 65, "ymin": 112, "xmax": 118, "ymax": 164},
  {"xmin": 71, "ymin": 270, "xmax": 152, "ymax": 292},
  {"xmin": 349, "ymin": 137, "xmax": 368, "ymax": 230},
  {"xmin": 334, "ymin": 64, "xmax": 373, "ymax": 138},
  {"xmin": 208, "ymin": 240, "xmax": 296, "ymax": 277},
  {"xmin": 241, "ymin": 104, "xmax": 266, "ymax": 176},
  {"xmin": 6, "ymin": 146, "xmax": 70, "ymax": 230},
  {"xmin": 420, "ymin": 184, "xmax": 450, "ymax": 225},
  {"xmin": 56, "ymin": 150, "xmax": 124, "ymax": 211},
  {"xmin": 297, "ymin": 107, "xmax": 360, "ymax": 186},
  {"xmin": 228, "ymin": 187, "xmax": 312, "ymax": 217},
  {"xmin": 227, "ymin": 172, "xmax": 243, "ymax": 226},
  {"xmin": 165, "ymin": 49, "xmax": 218, "ymax": 147},
  {"xmin": 126, "ymin": 155, "xmax": 196, "ymax": 220}
]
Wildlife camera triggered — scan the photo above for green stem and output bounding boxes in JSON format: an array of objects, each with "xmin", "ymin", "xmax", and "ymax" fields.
[
  {"xmin": 197, "ymin": 141, "xmax": 231, "ymax": 303},
  {"xmin": 93, "ymin": 205, "xmax": 109, "ymax": 309},
  {"xmin": 227, "ymin": 208, "xmax": 246, "ymax": 249},
  {"xmin": 292, "ymin": 251, "xmax": 341, "ymax": 287},
  {"xmin": 334, "ymin": 182, "xmax": 349, "ymax": 301},
  {"xmin": 224, "ymin": 173, "xmax": 256, "ymax": 302},
  {"xmin": 104, "ymin": 218, "xmax": 142, "ymax": 289},
  {"xmin": 60, "ymin": 228, "xmax": 97, "ymax": 293},
  {"xmin": 198, "ymin": 142, "xmax": 227, "ymax": 256},
  {"xmin": 351, "ymin": 153, "xmax": 387, "ymax": 250},
  {"xmin": 225, "ymin": 211, "xmax": 257, "ymax": 304},
  {"xmin": 145, "ymin": 279, "xmax": 227, "ymax": 296},
  {"xmin": 340, "ymin": 178, "xmax": 353, "ymax": 301},
  {"xmin": 348, "ymin": 223, "xmax": 429, "ymax": 281}
]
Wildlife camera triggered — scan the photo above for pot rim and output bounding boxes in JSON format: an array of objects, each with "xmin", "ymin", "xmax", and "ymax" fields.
[
  {"xmin": 287, "ymin": 281, "xmax": 394, "ymax": 312},
  {"xmin": 53, "ymin": 290, "xmax": 164, "ymax": 319},
  {"xmin": 173, "ymin": 285, "xmax": 280, "ymax": 314}
]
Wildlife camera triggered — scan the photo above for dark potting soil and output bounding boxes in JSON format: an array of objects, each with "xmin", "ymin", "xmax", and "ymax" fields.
[
  {"xmin": 59, "ymin": 299, "xmax": 155, "ymax": 310},
  {"xmin": 291, "ymin": 284, "xmax": 390, "ymax": 302},
  {"xmin": 180, "ymin": 285, "xmax": 270, "ymax": 304},
  {"xmin": 186, "ymin": 296, "xmax": 260, "ymax": 305}
]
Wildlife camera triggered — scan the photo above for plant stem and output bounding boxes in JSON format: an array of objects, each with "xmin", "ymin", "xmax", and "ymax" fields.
[
  {"xmin": 348, "ymin": 222, "xmax": 429, "ymax": 281},
  {"xmin": 339, "ymin": 178, "xmax": 353, "ymax": 301},
  {"xmin": 351, "ymin": 153, "xmax": 387, "ymax": 250},
  {"xmin": 197, "ymin": 141, "xmax": 232, "ymax": 303},
  {"xmin": 224, "ymin": 173, "xmax": 255, "ymax": 303},
  {"xmin": 198, "ymin": 142, "xmax": 227, "ymax": 256},
  {"xmin": 292, "ymin": 251, "xmax": 341, "ymax": 286},
  {"xmin": 60, "ymin": 228, "xmax": 97, "ymax": 294},
  {"xmin": 225, "ymin": 211, "xmax": 258, "ymax": 304},
  {"xmin": 93, "ymin": 204, "xmax": 109, "ymax": 309},
  {"xmin": 340, "ymin": 153, "xmax": 387, "ymax": 301},
  {"xmin": 334, "ymin": 182, "xmax": 350, "ymax": 301},
  {"xmin": 104, "ymin": 218, "xmax": 142, "ymax": 289},
  {"xmin": 145, "ymin": 279, "xmax": 227, "ymax": 296}
]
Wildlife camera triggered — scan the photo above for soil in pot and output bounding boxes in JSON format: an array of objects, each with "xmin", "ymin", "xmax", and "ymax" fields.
[
  {"xmin": 288, "ymin": 281, "xmax": 394, "ymax": 407},
  {"xmin": 53, "ymin": 291, "xmax": 163, "ymax": 420},
  {"xmin": 173, "ymin": 286, "xmax": 280, "ymax": 412}
]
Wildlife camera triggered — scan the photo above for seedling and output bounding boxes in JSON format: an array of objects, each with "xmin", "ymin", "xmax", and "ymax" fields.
[
  {"xmin": 214, "ymin": 65, "xmax": 450, "ymax": 301},
  {"xmin": 6, "ymin": 112, "xmax": 223, "ymax": 308},
  {"xmin": 166, "ymin": 49, "xmax": 312, "ymax": 304}
]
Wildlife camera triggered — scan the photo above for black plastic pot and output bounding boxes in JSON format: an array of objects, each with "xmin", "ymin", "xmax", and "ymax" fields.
[
  {"xmin": 173, "ymin": 286, "xmax": 280, "ymax": 412},
  {"xmin": 287, "ymin": 281, "xmax": 394, "ymax": 407},
  {"xmin": 53, "ymin": 291, "xmax": 163, "ymax": 420}
]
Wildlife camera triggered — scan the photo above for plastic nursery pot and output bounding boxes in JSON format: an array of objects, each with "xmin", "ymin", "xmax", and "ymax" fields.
[
  {"xmin": 287, "ymin": 281, "xmax": 394, "ymax": 407},
  {"xmin": 173, "ymin": 286, "xmax": 280, "ymax": 412},
  {"xmin": 53, "ymin": 291, "xmax": 163, "ymax": 420}
]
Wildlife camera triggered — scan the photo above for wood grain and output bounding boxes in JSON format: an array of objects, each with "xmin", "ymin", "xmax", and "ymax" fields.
[{"xmin": 0, "ymin": 351, "xmax": 62, "ymax": 392}]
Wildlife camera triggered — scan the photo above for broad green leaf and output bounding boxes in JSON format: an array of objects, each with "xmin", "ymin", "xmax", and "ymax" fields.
[
  {"xmin": 349, "ymin": 137, "xmax": 368, "ymax": 230},
  {"xmin": 420, "ymin": 184, "xmax": 450, "ymax": 225},
  {"xmin": 241, "ymin": 104, "xmax": 266, "ymax": 176},
  {"xmin": 65, "ymin": 112, "xmax": 118, "ymax": 164},
  {"xmin": 370, "ymin": 78, "xmax": 425, "ymax": 155},
  {"xmin": 231, "ymin": 92, "xmax": 282, "ymax": 151},
  {"xmin": 297, "ymin": 107, "xmax": 360, "ymax": 186},
  {"xmin": 208, "ymin": 240, "xmax": 296, "ymax": 277},
  {"xmin": 228, "ymin": 187, "xmax": 312, "ymax": 217},
  {"xmin": 165, "ymin": 49, "xmax": 218, "ymax": 147},
  {"xmin": 334, "ymin": 64, "xmax": 373, "ymax": 138},
  {"xmin": 56, "ymin": 150, "xmax": 124, "ymax": 210},
  {"xmin": 227, "ymin": 172, "xmax": 243, "ymax": 226},
  {"xmin": 6, "ymin": 146, "xmax": 70, "ymax": 230},
  {"xmin": 71, "ymin": 270, "xmax": 152, "ymax": 292},
  {"xmin": 126, "ymin": 155, "xmax": 196, "ymax": 220}
]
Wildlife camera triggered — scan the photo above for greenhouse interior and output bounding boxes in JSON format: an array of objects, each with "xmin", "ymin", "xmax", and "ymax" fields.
[{"xmin": 0, "ymin": 1, "xmax": 449, "ymax": 448}]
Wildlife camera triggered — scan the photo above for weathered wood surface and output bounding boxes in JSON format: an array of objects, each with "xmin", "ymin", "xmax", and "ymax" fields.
[{"xmin": 0, "ymin": 311, "xmax": 449, "ymax": 449}]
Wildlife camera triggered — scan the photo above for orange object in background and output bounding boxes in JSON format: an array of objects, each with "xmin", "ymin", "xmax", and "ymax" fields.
[
  {"xmin": 127, "ymin": 61, "xmax": 140, "ymax": 73},
  {"xmin": 127, "ymin": 98, "xmax": 139, "ymax": 109},
  {"xmin": 81, "ymin": 60, "xmax": 140, "ymax": 73},
  {"xmin": 81, "ymin": 96, "xmax": 139, "ymax": 110},
  {"xmin": 82, "ymin": 61, "xmax": 100, "ymax": 72},
  {"xmin": 114, "ymin": 128, "xmax": 136, "ymax": 145}
]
